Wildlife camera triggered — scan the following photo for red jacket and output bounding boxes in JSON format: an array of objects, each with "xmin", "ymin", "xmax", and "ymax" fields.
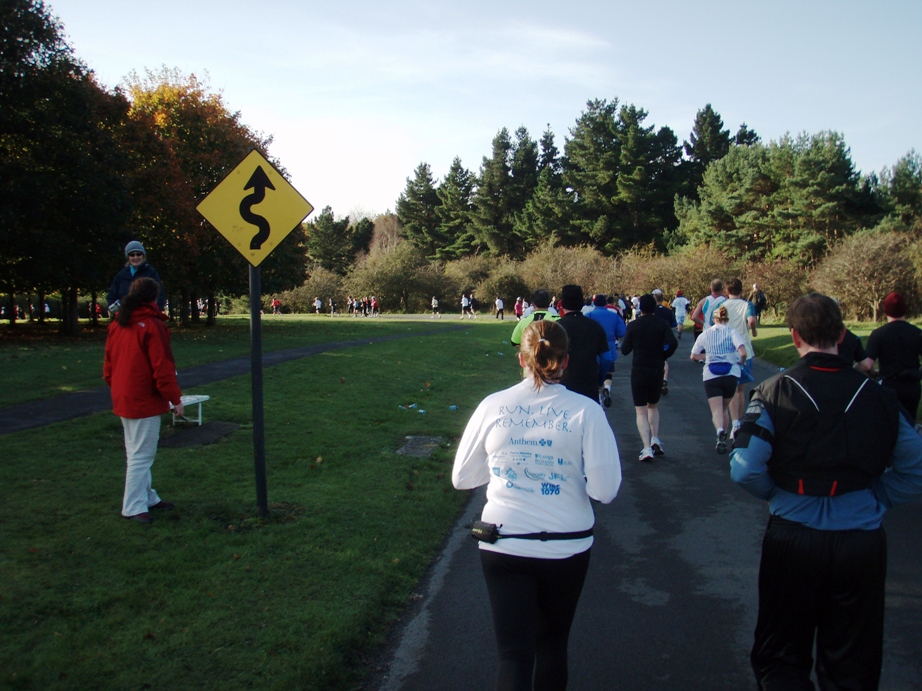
[{"xmin": 104, "ymin": 304, "xmax": 182, "ymax": 419}]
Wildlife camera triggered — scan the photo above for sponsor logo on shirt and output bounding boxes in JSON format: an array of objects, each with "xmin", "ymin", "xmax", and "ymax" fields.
[
  {"xmin": 541, "ymin": 483, "xmax": 561, "ymax": 496},
  {"xmin": 523, "ymin": 468, "xmax": 546, "ymax": 481},
  {"xmin": 509, "ymin": 437, "xmax": 554, "ymax": 447}
]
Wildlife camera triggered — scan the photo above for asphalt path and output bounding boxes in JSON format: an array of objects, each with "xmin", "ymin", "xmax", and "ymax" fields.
[{"xmin": 366, "ymin": 344, "xmax": 922, "ymax": 691}]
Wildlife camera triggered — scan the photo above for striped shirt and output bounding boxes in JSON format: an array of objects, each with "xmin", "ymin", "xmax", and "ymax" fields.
[{"xmin": 692, "ymin": 323, "xmax": 746, "ymax": 381}]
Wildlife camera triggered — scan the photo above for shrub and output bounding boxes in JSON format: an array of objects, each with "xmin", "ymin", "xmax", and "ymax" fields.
[
  {"xmin": 613, "ymin": 244, "xmax": 737, "ymax": 301},
  {"xmin": 810, "ymin": 230, "xmax": 920, "ymax": 320},
  {"xmin": 276, "ymin": 266, "xmax": 344, "ymax": 313},
  {"xmin": 519, "ymin": 244, "xmax": 611, "ymax": 297},
  {"xmin": 476, "ymin": 262, "xmax": 531, "ymax": 312},
  {"xmin": 443, "ymin": 255, "xmax": 501, "ymax": 294},
  {"xmin": 742, "ymin": 259, "xmax": 809, "ymax": 317},
  {"xmin": 345, "ymin": 241, "xmax": 432, "ymax": 312}
]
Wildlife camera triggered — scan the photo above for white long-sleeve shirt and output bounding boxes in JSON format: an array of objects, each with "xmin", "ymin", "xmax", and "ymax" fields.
[{"xmin": 453, "ymin": 379, "xmax": 622, "ymax": 558}]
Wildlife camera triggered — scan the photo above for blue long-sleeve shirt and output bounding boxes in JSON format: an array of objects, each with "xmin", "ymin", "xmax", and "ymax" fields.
[
  {"xmin": 587, "ymin": 306, "xmax": 627, "ymax": 360},
  {"xmin": 730, "ymin": 405, "xmax": 922, "ymax": 530}
]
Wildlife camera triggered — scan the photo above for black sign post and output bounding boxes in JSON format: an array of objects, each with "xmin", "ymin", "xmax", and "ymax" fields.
[{"xmin": 249, "ymin": 264, "xmax": 268, "ymax": 516}]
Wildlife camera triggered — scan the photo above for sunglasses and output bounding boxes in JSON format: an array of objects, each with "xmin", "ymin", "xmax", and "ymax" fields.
[{"xmin": 128, "ymin": 252, "xmax": 144, "ymax": 258}]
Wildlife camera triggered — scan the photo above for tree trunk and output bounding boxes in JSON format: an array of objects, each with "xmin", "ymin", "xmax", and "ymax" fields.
[
  {"xmin": 179, "ymin": 288, "xmax": 190, "ymax": 327},
  {"xmin": 190, "ymin": 289, "xmax": 201, "ymax": 324},
  {"xmin": 90, "ymin": 290, "xmax": 99, "ymax": 327},
  {"xmin": 207, "ymin": 293, "xmax": 217, "ymax": 326},
  {"xmin": 58, "ymin": 286, "xmax": 80, "ymax": 336},
  {"xmin": 6, "ymin": 293, "xmax": 15, "ymax": 326},
  {"xmin": 37, "ymin": 291, "xmax": 46, "ymax": 324}
]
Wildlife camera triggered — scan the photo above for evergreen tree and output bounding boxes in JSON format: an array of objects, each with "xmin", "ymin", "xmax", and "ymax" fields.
[
  {"xmin": 350, "ymin": 217, "xmax": 375, "ymax": 256},
  {"xmin": 877, "ymin": 150, "xmax": 922, "ymax": 231},
  {"xmin": 472, "ymin": 128, "xmax": 518, "ymax": 256},
  {"xmin": 514, "ymin": 166, "xmax": 578, "ymax": 249},
  {"xmin": 564, "ymin": 99, "xmax": 682, "ymax": 254},
  {"xmin": 613, "ymin": 105, "xmax": 684, "ymax": 250},
  {"xmin": 683, "ymin": 104, "xmax": 732, "ymax": 198},
  {"xmin": 434, "ymin": 157, "xmax": 477, "ymax": 260},
  {"xmin": 396, "ymin": 162, "xmax": 442, "ymax": 256},
  {"xmin": 515, "ymin": 126, "xmax": 577, "ymax": 249},
  {"xmin": 306, "ymin": 206, "xmax": 353, "ymax": 275},
  {"xmin": 677, "ymin": 142, "xmax": 779, "ymax": 261},
  {"xmin": 509, "ymin": 126, "xmax": 539, "ymax": 218},
  {"xmin": 675, "ymin": 132, "xmax": 880, "ymax": 267},
  {"xmin": 563, "ymin": 99, "xmax": 622, "ymax": 249},
  {"xmin": 539, "ymin": 125, "xmax": 561, "ymax": 174},
  {"xmin": 770, "ymin": 131, "xmax": 870, "ymax": 265},
  {"xmin": 734, "ymin": 123, "xmax": 760, "ymax": 147}
]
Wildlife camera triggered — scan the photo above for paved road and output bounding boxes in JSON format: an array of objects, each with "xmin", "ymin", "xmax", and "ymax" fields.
[{"xmin": 367, "ymin": 347, "xmax": 922, "ymax": 690}]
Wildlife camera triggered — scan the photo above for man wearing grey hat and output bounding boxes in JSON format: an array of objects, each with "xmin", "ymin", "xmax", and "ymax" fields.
[{"xmin": 107, "ymin": 241, "xmax": 166, "ymax": 313}]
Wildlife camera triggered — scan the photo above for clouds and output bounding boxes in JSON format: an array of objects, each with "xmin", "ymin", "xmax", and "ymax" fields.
[{"xmin": 47, "ymin": 0, "xmax": 922, "ymax": 216}]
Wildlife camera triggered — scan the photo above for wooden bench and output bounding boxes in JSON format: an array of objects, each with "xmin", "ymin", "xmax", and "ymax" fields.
[{"xmin": 172, "ymin": 394, "xmax": 210, "ymax": 426}]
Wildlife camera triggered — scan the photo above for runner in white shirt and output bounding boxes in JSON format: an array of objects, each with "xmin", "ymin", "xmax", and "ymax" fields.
[
  {"xmin": 453, "ymin": 319, "xmax": 621, "ymax": 688},
  {"xmin": 671, "ymin": 290, "xmax": 691, "ymax": 340},
  {"xmin": 691, "ymin": 305, "xmax": 747, "ymax": 454}
]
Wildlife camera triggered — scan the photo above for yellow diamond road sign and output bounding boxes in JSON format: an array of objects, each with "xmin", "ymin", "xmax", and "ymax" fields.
[{"xmin": 197, "ymin": 150, "xmax": 313, "ymax": 267}]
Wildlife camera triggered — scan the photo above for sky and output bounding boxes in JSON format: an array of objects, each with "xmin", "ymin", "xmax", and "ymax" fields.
[{"xmin": 48, "ymin": 0, "xmax": 921, "ymax": 221}]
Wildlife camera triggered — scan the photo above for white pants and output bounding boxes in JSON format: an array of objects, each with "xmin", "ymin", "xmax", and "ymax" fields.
[{"xmin": 121, "ymin": 415, "xmax": 162, "ymax": 516}]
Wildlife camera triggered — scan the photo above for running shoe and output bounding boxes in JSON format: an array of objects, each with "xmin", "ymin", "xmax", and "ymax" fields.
[
  {"xmin": 730, "ymin": 421, "xmax": 742, "ymax": 446},
  {"xmin": 661, "ymin": 380, "xmax": 668, "ymax": 396},
  {"xmin": 716, "ymin": 430, "xmax": 728, "ymax": 455},
  {"xmin": 602, "ymin": 388, "xmax": 612, "ymax": 408},
  {"xmin": 639, "ymin": 448, "xmax": 654, "ymax": 462},
  {"xmin": 651, "ymin": 439, "xmax": 665, "ymax": 456}
]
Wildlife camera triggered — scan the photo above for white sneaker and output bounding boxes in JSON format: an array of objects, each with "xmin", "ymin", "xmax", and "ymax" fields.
[
  {"xmin": 651, "ymin": 438, "xmax": 664, "ymax": 456},
  {"xmin": 639, "ymin": 448, "xmax": 654, "ymax": 462},
  {"xmin": 716, "ymin": 429, "xmax": 728, "ymax": 455}
]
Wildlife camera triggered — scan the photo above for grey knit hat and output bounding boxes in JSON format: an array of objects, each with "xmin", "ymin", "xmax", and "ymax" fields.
[{"xmin": 124, "ymin": 241, "xmax": 146, "ymax": 258}]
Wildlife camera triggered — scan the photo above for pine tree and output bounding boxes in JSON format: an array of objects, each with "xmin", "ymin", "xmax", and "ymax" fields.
[
  {"xmin": 539, "ymin": 125, "xmax": 561, "ymax": 174},
  {"xmin": 434, "ymin": 157, "xmax": 477, "ymax": 260},
  {"xmin": 306, "ymin": 206, "xmax": 354, "ymax": 274},
  {"xmin": 396, "ymin": 162, "xmax": 442, "ymax": 256},
  {"xmin": 563, "ymin": 99, "xmax": 622, "ymax": 249},
  {"xmin": 472, "ymin": 128, "xmax": 518, "ymax": 256},
  {"xmin": 509, "ymin": 126, "xmax": 539, "ymax": 219},
  {"xmin": 683, "ymin": 104, "xmax": 732, "ymax": 199},
  {"xmin": 734, "ymin": 123, "xmax": 760, "ymax": 147}
]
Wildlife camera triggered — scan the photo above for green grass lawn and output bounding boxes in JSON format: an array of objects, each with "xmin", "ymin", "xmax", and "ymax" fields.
[
  {"xmin": 1, "ymin": 317, "xmax": 522, "ymax": 690},
  {"xmin": 751, "ymin": 320, "xmax": 878, "ymax": 369},
  {"xmin": 0, "ymin": 315, "xmax": 452, "ymax": 407}
]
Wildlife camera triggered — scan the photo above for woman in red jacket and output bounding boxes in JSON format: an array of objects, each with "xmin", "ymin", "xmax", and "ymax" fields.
[{"xmin": 104, "ymin": 278, "xmax": 184, "ymax": 523}]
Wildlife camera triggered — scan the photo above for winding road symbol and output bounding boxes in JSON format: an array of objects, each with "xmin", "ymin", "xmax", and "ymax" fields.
[
  {"xmin": 196, "ymin": 150, "xmax": 313, "ymax": 266},
  {"xmin": 240, "ymin": 166, "xmax": 276, "ymax": 250}
]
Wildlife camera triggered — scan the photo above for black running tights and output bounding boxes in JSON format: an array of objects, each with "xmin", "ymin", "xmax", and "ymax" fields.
[{"xmin": 480, "ymin": 548, "xmax": 591, "ymax": 691}]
